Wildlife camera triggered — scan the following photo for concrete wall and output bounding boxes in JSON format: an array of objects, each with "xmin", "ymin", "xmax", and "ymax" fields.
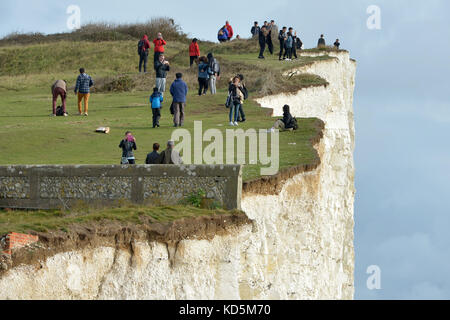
[{"xmin": 0, "ymin": 165, "xmax": 242, "ymax": 210}]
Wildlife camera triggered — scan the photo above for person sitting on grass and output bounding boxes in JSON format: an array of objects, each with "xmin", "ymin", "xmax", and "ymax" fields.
[
  {"xmin": 119, "ymin": 131, "xmax": 137, "ymax": 164},
  {"xmin": 158, "ymin": 140, "xmax": 183, "ymax": 165},
  {"xmin": 145, "ymin": 143, "xmax": 161, "ymax": 164},
  {"xmin": 272, "ymin": 105, "xmax": 297, "ymax": 131},
  {"xmin": 150, "ymin": 87, "xmax": 163, "ymax": 128}
]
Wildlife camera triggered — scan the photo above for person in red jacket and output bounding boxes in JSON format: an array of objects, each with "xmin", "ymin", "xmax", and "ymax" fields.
[
  {"xmin": 225, "ymin": 21, "xmax": 234, "ymax": 41},
  {"xmin": 153, "ymin": 33, "xmax": 167, "ymax": 63},
  {"xmin": 189, "ymin": 38, "xmax": 200, "ymax": 67}
]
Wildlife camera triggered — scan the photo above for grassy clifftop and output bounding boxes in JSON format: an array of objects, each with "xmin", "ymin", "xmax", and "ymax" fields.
[{"xmin": 0, "ymin": 21, "xmax": 332, "ymax": 237}]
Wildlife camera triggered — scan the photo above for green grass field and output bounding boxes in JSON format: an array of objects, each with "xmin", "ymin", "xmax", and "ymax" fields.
[{"xmin": 0, "ymin": 29, "xmax": 329, "ymax": 234}]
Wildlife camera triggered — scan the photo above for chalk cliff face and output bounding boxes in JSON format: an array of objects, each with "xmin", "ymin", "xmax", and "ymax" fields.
[{"xmin": 0, "ymin": 52, "xmax": 356, "ymax": 300}]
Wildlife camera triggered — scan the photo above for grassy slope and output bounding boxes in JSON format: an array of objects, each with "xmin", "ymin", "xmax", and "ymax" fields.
[{"xmin": 0, "ymin": 37, "xmax": 328, "ymax": 235}]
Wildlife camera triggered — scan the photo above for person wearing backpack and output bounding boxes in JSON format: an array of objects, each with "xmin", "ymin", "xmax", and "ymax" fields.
[
  {"xmin": 150, "ymin": 87, "xmax": 164, "ymax": 128},
  {"xmin": 51, "ymin": 80, "xmax": 67, "ymax": 117},
  {"xmin": 74, "ymin": 68, "xmax": 94, "ymax": 116},
  {"xmin": 189, "ymin": 38, "xmax": 200, "ymax": 67},
  {"xmin": 218, "ymin": 26, "xmax": 229, "ymax": 43},
  {"xmin": 272, "ymin": 105, "xmax": 297, "ymax": 131},
  {"xmin": 197, "ymin": 56, "xmax": 210, "ymax": 96},
  {"xmin": 119, "ymin": 131, "xmax": 137, "ymax": 165},
  {"xmin": 207, "ymin": 53, "xmax": 220, "ymax": 95},
  {"xmin": 153, "ymin": 33, "xmax": 167, "ymax": 63},
  {"xmin": 138, "ymin": 35, "xmax": 151, "ymax": 73},
  {"xmin": 285, "ymin": 30, "xmax": 294, "ymax": 61}
]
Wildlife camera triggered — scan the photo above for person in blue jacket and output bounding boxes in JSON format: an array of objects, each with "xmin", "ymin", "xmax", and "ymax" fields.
[
  {"xmin": 150, "ymin": 87, "xmax": 163, "ymax": 128},
  {"xmin": 218, "ymin": 26, "xmax": 229, "ymax": 43},
  {"xmin": 198, "ymin": 56, "xmax": 210, "ymax": 95},
  {"xmin": 170, "ymin": 73, "xmax": 188, "ymax": 127}
]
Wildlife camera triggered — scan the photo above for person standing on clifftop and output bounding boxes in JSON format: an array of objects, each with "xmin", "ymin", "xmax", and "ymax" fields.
[
  {"xmin": 189, "ymin": 38, "xmax": 200, "ymax": 67},
  {"xmin": 119, "ymin": 131, "xmax": 137, "ymax": 165},
  {"xmin": 170, "ymin": 73, "xmax": 188, "ymax": 127},
  {"xmin": 154, "ymin": 54, "xmax": 170, "ymax": 96},
  {"xmin": 74, "ymin": 68, "xmax": 93, "ymax": 116},
  {"xmin": 138, "ymin": 35, "xmax": 151, "ymax": 73},
  {"xmin": 153, "ymin": 33, "xmax": 167, "ymax": 64},
  {"xmin": 334, "ymin": 39, "xmax": 341, "ymax": 50},
  {"xmin": 318, "ymin": 34, "xmax": 326, "ymax": 48},
  {"xmin": 258, "ymin": 26, "xmax": 268, "ymax": 59},
  {"xmin": 225, "ymin": 21, "xmax": 234, "ymax": 41},
  {"xmin": 278, "ymin": 27, "xmax": 287, "ymax": 60},
  {"xmin": 251, "ymin": 21, "xmax": 260, "ymax": 38}
]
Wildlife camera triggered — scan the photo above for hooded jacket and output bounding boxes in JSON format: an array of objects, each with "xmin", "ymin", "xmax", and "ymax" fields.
[
  {"xmin": 189, "ymin": 42, "xmax": 200, "ymax": 57},
  {"xmin": 140, "ymin": 35, "xmax": 151, "ymax": 53},
  {"xmin": 225, "ymin": 23, "xmax": 234, "ymax": 39},
  {"xmin": 207, "ymin": 53, "xmax": 220, "ymax": 76}
]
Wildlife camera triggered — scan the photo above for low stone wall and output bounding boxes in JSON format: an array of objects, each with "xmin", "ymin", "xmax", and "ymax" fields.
[{"xmin": 0, "ymin": 165, "xmax": 242, "ymax": 210}]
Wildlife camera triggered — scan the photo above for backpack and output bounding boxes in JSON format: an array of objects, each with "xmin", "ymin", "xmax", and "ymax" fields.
[
  {"xmin": 212, "ymin": 58, "xmax": 220, "ymax": 74},
  {"xmin": 241, "ymin": 86, "xmax": 249, "ymax": 100},
  {"xmin": 55, "ymin": 106, "xmax": 65, "ymax": 116},
  {"xmin": 138, "ymin": 40, "xmax": 145, "ymax": 55},
  {"xmin": 225, "ymin": 92, "xmax": 232, "ymax": 108},
  {"xmin": 292, "ymin": 118, "xmax": 299, "ymax": 130}
]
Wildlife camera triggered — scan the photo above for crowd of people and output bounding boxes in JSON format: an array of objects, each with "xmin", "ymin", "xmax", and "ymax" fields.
[
  {"xmin": 119, "ymin": 132, "xmax": 183, "ymax": 165},
  {"xmin": 48, "ymin": 20, "xmax": 343, "ymax": 165}
]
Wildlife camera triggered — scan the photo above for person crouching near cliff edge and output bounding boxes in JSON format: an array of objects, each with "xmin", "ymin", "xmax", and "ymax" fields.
[
  {"xmin": 119, "ymin": 131, "xmax": 137, "ymax": 164},
  {"xmin": 272, "ymin": 105, "xmax": 298, "ymax": 131}
]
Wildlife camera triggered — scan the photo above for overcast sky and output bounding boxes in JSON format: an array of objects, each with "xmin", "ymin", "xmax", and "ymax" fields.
[{"xmin": 1, "ymin": 0, "xmax": 449, "ymax": 299}]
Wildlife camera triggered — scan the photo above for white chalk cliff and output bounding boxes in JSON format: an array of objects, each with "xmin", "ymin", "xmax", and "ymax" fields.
[{"xmin": 0, "ymin": 51, "xmax": 356, "ymax": 300}]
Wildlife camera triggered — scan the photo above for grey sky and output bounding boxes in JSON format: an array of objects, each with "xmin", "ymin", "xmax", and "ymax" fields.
[{"xmin": 1, "ymin": 0, "xmax": 449, "ymax": 299}]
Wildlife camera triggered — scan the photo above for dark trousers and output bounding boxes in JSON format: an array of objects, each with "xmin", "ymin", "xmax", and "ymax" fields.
[
  {"xmin": 279, "ymin": 40, "xmax": 285, "ymax": 59},
  {"xmin": 52, "ymin": 87, "xmax": 66, "ymax": 114},
  {"xmin": 139, "ymin": 52, "xmax": 148, "ymax": 72},
  {"xmin": 292, "ymin": 46, "xmax": 298, "ymax": 59},
  {"xmin": 259, "ymin": 42, "xmax": 266, "ymax": 58},
  {"xmin": 152, "ymin": 108, "xmax": 161, "ymax": 127},
  {"xmin": 237, "ymin": 104, "xmax": 246, "ymax": 122},
  {"xmin": 190, "ymin": 56, "xmax": 198, "ymax": 67},
  {"xmin": 286, "ymin": 47, "xmax": 292, "ymax": 59},
  {"xmin": 267, "ymin": 37, "xmax": 274, "ymax": 54},
  {"xmin": 198, "ymin": 78, "xmax": 208, "ymax": 95}
]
